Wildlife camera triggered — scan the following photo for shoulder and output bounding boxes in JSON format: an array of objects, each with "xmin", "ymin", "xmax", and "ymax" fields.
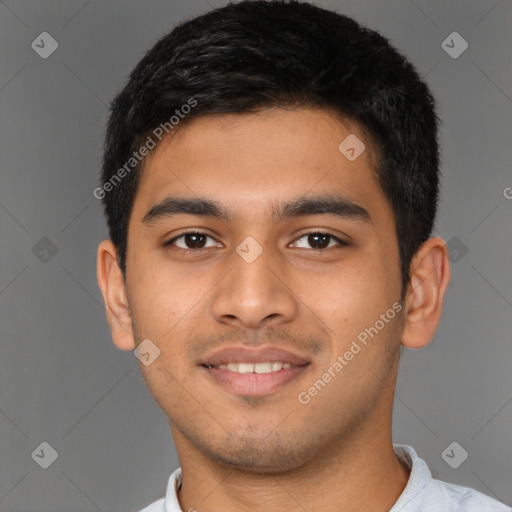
[
  {"xmin": 424, "ymin": 478, "xmax": 511, "ymax": 512},
  {"xmin": 391, "ymin": 444, "xmax": 510, "ymax": 512}
]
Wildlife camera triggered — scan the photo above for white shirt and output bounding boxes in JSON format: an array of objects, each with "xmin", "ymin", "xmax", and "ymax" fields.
[{"xmin": 139, "ymin": 444, "xmax": 510, "ymax": 511}]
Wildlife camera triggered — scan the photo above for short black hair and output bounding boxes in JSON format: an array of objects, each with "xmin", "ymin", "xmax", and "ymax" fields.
[{"xmin": 99, "ymin": 0, "xmax": 440, "ymax": 300}]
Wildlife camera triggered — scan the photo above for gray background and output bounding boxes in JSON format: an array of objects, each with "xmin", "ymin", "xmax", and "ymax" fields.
[{"xmin": 0, "ymin": 0, "xmax": 511, "ymax": 510}]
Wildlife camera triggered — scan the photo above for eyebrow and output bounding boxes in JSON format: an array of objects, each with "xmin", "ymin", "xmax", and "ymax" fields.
[{"xmin": 142, "ymin": 194, "xmax": 372, "ymax": 225}]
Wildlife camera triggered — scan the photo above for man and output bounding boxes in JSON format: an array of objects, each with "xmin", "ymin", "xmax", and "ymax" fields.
[{"xmin": 96, "ymin": 1, "xmax": 510, "ymax": 510}]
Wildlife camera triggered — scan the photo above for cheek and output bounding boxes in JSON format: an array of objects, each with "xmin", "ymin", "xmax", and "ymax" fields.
[
  {"xmin": 128, "ymin": 254, "xmax": 205, "ymax": 336},
  {"xmin": 304, "ymin": 257, "xmax": 397, "ymax": 343}
]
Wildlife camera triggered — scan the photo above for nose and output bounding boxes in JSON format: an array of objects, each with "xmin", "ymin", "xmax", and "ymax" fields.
[{"xmin": 210, "ymin": 241, "xmax": 298, "ymax": 329}]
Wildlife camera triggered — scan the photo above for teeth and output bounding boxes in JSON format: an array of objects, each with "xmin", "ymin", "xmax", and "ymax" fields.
[
  {"xmin": 214, "ymin": 362, "xmax": 292, "ymax": 373},
  {"xmin": 238, "ymin": 363, "xmax": 254, "ymax": 373},
  {"xmin": 254, "ymin": 362, "xmax": 272, "ymax": 373}
]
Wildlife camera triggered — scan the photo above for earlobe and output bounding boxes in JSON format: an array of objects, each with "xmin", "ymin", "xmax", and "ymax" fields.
[
  {"xmin": 401, "ymin": 237, "xmax": 451, "ymax": 349},
  {"xmin": 96, "ymin": 239, "xmax": 136, "ymax": 351}
]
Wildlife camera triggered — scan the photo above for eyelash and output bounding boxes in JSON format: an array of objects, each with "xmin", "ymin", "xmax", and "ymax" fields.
[{"xmin": 163, "ymin": 230, "xmax": 348, "ymax": 253}]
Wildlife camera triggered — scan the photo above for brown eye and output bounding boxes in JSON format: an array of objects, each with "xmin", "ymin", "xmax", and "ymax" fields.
[
  {"xmin": 291, "ymin": 232, "xmax": 347, "ymax": 250},
  {"xmin": 164, "ymin": 232, "xmax": 220, "ymax": 251}
]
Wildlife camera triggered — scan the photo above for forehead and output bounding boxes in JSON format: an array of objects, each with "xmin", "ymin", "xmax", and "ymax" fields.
[{"xmin": 131, "ymin": 107, "xmax": 387, "ymax": 224}]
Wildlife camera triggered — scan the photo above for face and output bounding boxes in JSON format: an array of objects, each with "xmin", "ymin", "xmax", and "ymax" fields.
[{"xmin": 120, "ymin": 107, "xmax": 405, "ymax": 472}]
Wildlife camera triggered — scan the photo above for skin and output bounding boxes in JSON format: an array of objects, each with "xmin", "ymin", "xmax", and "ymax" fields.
[{"xmin": 97, "ymin": 106, "xmax": 450, "ymax": 512}]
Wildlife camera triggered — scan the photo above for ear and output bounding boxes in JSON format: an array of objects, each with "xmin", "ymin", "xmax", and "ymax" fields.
[
  {"xmin": 401, "ymin": 237, "xmax": 451, "ymax": 349},
  {"xmin": 96, "ymin": 239, "xmax": 136, "ymax": 351}
]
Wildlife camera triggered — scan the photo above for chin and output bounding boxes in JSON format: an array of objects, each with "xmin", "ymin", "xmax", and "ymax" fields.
[
  {"xmin": 201, "ymin": 434, "xmax": 318, "ymax": 475},
  {"xmin": 213, "ymin": 452, "xmax": 309, "ymax": 475}
]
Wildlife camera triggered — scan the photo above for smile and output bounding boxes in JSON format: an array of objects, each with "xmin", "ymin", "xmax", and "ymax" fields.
[
  {"xmin": 206, "ymin": 361, "xmax": 292, "ymax": 373},
  {"xmin": 202, "ymin": 363, "xmax": 310, "ymax": 396}
]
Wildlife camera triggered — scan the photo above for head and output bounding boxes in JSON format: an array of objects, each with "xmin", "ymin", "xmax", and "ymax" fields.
[{"xmin": 97, "ymin": 0, "xmax": 450, "ymax": 473}]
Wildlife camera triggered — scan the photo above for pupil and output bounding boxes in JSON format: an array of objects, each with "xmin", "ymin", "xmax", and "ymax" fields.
[
  {"xmin": 187, "ymin": 234, "xmax": 205, "ymax": 249},
  {"xmin": 309, "ymin": 234, "xmax": 329, "ymax": 249},
  {"xmin": 183, "ymin": 234, "xmax": 331, "ymax": 250}
]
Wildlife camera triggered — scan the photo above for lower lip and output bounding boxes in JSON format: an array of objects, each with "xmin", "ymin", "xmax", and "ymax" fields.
[{"xmin": 201, "ymin": 365, "xmax": 309, "ymax": 396}]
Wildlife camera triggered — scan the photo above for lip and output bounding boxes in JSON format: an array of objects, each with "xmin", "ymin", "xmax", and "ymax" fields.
[
  {"xmin": 203, "ymin": 365, "xmax": 309, "ymax": 396},
  {"xmin": 201, "ymin": 346, "xmax": 310, "ymax": 367},
  {"xmin": 200, "ymin": 346, "xmax": 310, "ymax": 397}
]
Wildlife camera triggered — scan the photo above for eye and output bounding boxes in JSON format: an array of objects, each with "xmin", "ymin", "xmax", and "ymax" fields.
[
  {"xmin": 164, "ymin": 231, "xmax": 220, "ymax": 251},
  {"xmin": 290, "ymin": 232, "xmax": 348, "ymax": 250},
  {"xmin": 164, "ymin": 230, "xmax": 348, "ymax": 253}
]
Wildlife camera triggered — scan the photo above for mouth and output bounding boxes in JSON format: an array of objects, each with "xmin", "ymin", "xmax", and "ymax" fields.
[
  {"xmin": 200, "ymin": 346, "xmax": 311, "ymax": 396},
  {"xmin": 203, "ymin": 361, "xmax": 294, "ymax": 373}
]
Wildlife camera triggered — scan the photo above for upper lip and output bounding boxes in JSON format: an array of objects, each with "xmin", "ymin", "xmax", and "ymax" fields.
[{"xmin": 201, "ymin": 346, "xmax": 310, "ymax": 367}]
